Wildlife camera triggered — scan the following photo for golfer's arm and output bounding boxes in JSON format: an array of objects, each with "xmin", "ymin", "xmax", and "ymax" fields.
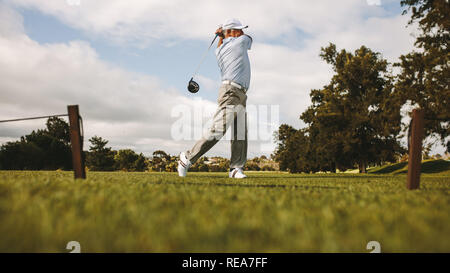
[{"xmin": 217, "ymin": 36, "xmax": 224, "ymax": 48}]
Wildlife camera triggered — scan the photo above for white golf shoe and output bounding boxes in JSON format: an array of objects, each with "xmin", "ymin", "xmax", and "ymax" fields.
[
  {"xmin": 229, "ymin": 168, "xmax": 247, "ymax": 179},
  {"xmin": 177, "ymin": 152, "xmax": 191, "ymax": 177}
]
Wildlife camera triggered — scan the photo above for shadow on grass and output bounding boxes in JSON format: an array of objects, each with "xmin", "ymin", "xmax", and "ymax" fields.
[
  {"xmin": 185, "ymin": 174, "xmax": 388, "ymax": 180},
  {"xmin": 369, "ymin": 162, "xmax": 408, "ymax": 174},
  {"xmin": 369, "ymin": 159, "xmax": 449, "ymax": 174},
  {"xmin": 395, "ymin": 159, "xmax": 450, "ymax": 174},
  {"xmin": 421, "ymin": 160, "xmax": 450, "ymax": 173},
  {"xmin": 150, "ymin": 180, "xmax": 343, "ymax": 190}
]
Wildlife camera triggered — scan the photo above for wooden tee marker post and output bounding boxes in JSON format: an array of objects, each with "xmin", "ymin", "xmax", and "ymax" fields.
[
  {"xmin": 68, "ymin": 105, "xmax": 86, "ymax": 179},
  {"xmin": 406, "ymin": 108, "xmax": 424, "ymax": 190}
]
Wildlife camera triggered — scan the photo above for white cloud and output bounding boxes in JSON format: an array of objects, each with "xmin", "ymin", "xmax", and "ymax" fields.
[
  {"xmin": 367, "ymin": 0, "xmax": 382, "ymax": 6},
  {"xmin": 0, "ymin": 2, "xmax": 25, "ymax": 37},
  {"xmin": 7, "ymin": 0, "xmax": 403, "ymax": 44},
  {"xmin": 195, "ymin": 74, "xmax": 220, "ymax": 93}
]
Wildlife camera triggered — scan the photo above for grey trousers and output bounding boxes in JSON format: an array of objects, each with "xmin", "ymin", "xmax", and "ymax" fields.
[{"xmin": 185, "ymin": 83, "xmax": 248, "ymax": 169}]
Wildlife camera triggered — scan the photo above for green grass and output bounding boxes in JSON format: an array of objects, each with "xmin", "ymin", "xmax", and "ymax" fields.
[{"xmin": 0, "ymin": 170, "xmax": 449, "ymax": 252}]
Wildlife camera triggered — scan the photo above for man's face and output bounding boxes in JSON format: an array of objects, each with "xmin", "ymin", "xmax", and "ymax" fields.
[{"xmin": 224, "ymin": 29, "xmax": 243, "ymax": 38}]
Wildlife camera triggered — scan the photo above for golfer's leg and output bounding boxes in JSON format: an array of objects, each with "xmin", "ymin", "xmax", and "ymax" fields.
[
  {"xmin": 186, "ymin": 104, "xmax": 236, "ymax": 164},
  {"xmin": 230, "ymin": 108, "xmax": 248, "ymax": 169},
  {"xmin": 185, "ymin": 135, "xmax": 220, "ymax": 165}
]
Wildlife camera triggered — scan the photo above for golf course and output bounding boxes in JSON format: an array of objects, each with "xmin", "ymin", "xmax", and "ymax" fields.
[{"xmin": 1, "ymin": 160, "xmax": 448, "ymax": 253}]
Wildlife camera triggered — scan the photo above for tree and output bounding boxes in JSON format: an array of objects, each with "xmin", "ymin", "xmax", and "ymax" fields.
[
  {"xmin": 273, "ymin": 124, "xmax": 315, "ymax": 173},
  {"xmin": 165, "ymin": 158, "xmax": 178, "ymax": 172},
  {"xmin": 302, "ymin": 43, "xmax": 403, "ymax": 173},
  {"xmin": 133, "ymin": 153, "xmax": 148, "ymax": 172},
  {"xmin": 150, "ymin": 150, "xmax": 170, "ymax": 172},
  {"xmin": 262, "ymin": 165, "xmax": 275, "ymax": 171},
  {"xmin": 0, "ymin": 117, "xmax": 72, "ymax": 170},
  {"xmin": 197, "ymin": 163, "xmax": 209, "ymax": 172},
  {"xmin": 114, "ymin": 149, "xmax": 139, "ymax": 171},
  {"xmin": 273, "ymin": 124, "xmax": 298, "ymax": 172},
  {"xmin": 275, "ymin": 44, "xmax": 404, "ymax": 173},
  {"xmin": 46, "ymin": 117, "xmax": 70, "ymax": 145},
  {"xmin": 189, "ymin": 156, "xmax": 209, "ymax": 172},
  {"xmin": 85, "ymin": 136, "xmax": 115, "ymax": 171},
  {"xmin": 217, "ymin": 157, "xmax": 230, "ymax": 172},
  {"xmin": 0, "ymin": 141, "xmax": 44, "ymax": 170},
  {"xmin": 397, "ymin": 0, "xmax": 449, "ymax": 152},
  {"xmin": 244, "ymin": 161, "xmax": 260, "ymax": 171}
]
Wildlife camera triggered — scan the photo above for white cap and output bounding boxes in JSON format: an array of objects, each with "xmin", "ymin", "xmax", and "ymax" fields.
[{"xmin": 221, "ymin": 18, "xmax": 248, "ymax": 30}]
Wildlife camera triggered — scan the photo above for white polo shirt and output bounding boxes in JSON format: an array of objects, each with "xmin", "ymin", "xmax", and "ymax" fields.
[{"xmin": 215, "ymin": 34, "xmax": 252, "ymax": 90}]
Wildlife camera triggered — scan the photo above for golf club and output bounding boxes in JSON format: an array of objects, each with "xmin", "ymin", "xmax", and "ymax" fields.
[{"xmin": 188, "ymin": 33, "xmax": 219, "ymax": 93}]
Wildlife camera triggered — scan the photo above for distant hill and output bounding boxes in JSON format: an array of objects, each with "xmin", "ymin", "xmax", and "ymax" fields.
[{"xmin": 369, "ymin": 159, "xmax": 450, "ymax": 175}]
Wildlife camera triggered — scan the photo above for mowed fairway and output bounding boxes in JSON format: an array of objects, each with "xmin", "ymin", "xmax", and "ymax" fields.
[{"xmin": 0, "ymin": 170, "xmax": 449, "ymax": 252}]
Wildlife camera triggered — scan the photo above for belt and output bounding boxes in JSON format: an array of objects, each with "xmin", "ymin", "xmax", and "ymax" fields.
[{"xmin": 222, "ymin": 80, "xmax": 247, "ymax": 91}]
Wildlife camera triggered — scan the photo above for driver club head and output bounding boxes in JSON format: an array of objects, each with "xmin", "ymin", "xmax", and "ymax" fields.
[{"xmin": 187, "ymin": 78, "xmax": 199, "ymax": 93}]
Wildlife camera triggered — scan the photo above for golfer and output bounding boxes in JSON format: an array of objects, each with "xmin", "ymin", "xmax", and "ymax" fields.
[{"xmin": 178, "ymin": 18, "xmax": 252, "ymax": 179}]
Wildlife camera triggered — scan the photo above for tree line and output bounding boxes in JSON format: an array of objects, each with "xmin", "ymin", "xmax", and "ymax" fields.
[
  {"xmin": 273, "ymin": 0, "xmax": 449, "ymax": 173},
  {"xmin": 0, "ymin": 117, "xmax": 277, "ymax": 172}
]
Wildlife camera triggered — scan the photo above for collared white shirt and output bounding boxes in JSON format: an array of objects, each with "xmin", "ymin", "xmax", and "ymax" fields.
[{"xmin": 215, "ymin": 34, "xmax": 252, "ymax": 90}]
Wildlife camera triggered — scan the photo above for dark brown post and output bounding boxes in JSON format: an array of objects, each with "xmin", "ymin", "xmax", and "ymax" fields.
[
  {"xmin": 407, "ymin": 108, "xmax": 424, "ymax": 190},
  {"xmin": 68, "ymin": 105, "xmax": 86, "ymax": 179}
]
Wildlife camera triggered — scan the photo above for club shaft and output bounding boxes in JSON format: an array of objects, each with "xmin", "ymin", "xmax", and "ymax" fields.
[{"xmin": 191, "ymin": 34, "xmax": 219, "ymax": 79}]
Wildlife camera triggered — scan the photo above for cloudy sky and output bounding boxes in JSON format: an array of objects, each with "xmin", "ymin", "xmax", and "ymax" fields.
[{"xmin": 2, "ymin": 0, "xmax": 442, "ymax": 158}]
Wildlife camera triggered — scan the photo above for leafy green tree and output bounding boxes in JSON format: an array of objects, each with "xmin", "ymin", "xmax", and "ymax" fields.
[
  {"xmin": 209, "ymin": 164, "xmax": 223, "ymax": 172},
  {"xmin": 273, "ymin": 124, "xmax": 314, "ymax": 173},
  {"xmin": 0, "ymin": 141, "xmax": 44, "ymax": 170},
  {"xmin": 397, "ymin": 0, "xmax": 449, "ymax": 151},
  {"xmin": 244, "ymin": 161, "xmax": 260, "ymax": 171},
  {"xmin": 189, "ymin": 156, "xmax": 209, "ymax": 172},
  {"xmin": 85, "ymin": 136, "xmax": 115, "ymax": 171},
  {"xmin": 261, "ymin": 165, "xmax": 275, "ymax": 171},
  {"xmin": 165, "ymin": 158, "xmax": 178, "ymax": 172},
  {"xmin": 216, "ymin": 157, "xmax": 230, "ymax": 172},
  {"xmin": 46, "ymin": 117, "xmax": 70, "ymax": 145},
  {"xmin": 133, "ymin": 153, "xmax": 148, "ymax": 172},
  {"xmin": 152, "ymin": 150, "xmax": 170, "ymax": 160},
  {"xmin": 150, "ymin": 150, "xmax": 170, "ymax": 172},
  {"xmin": 114, "ymin": 149, "xmax": 139, "ymax": 171},
  {"xmin": 198, "ymin": 163, "xmax": 209, "ymax": 172},
  {"xmin": 273, "ymin": 124, "xmax": 298, "ymax": 171},
  {"xmin": 0, "ymin": 117, "xmax": 72, "ymax": 170},
  {"xmin": 302, "ymin": 43, "xmax": 403, "ymax": 173},
  {"xmin": 275, "ymin": 44, "xmax": 404, "ymax": 173}
]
